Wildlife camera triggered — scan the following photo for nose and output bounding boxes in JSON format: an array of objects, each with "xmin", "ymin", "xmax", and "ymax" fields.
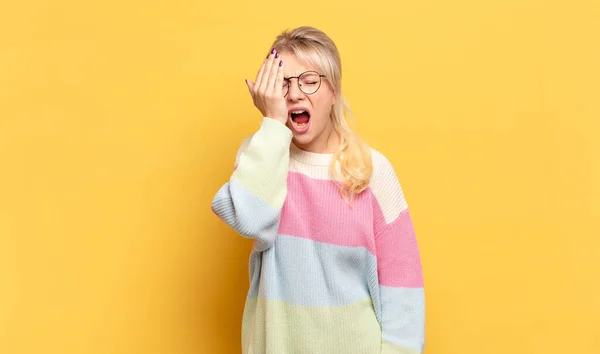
[{"xmin": 287, "ymin": 79, "xmax": 305, "ymax": 101}]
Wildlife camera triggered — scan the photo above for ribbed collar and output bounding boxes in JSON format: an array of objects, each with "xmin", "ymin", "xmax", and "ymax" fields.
[{"xmin": 289, "ymin": 141, "xmax": 334, "ymax": 166}]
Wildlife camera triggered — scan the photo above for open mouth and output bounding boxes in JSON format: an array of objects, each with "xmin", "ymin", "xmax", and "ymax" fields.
[{"xmin": 290, "ymin": 109, "xmax": 310, "ymax": 131}]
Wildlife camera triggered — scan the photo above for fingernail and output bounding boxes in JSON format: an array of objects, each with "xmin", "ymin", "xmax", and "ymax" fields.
[
  {"xmin": 271, "ymin": 48, "xmax": 276, "ymax": 54},
  {"xmin": 279, "ymin": 60, "xmax": 283, "ymax": 67},
  {"xmin": 275, "ymin": 52, "xmax": 280, "ymax": 58}
]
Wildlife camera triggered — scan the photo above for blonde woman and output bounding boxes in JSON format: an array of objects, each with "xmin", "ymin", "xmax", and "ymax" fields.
[{"xmin": 212, "ymin": 26, "xmax": 425, "ymax": 354}]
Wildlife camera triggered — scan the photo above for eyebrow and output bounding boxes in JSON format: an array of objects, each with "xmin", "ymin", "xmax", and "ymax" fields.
[{"xmin": 284, "ymin": 71, "xmax": 309, "ymax": 80}]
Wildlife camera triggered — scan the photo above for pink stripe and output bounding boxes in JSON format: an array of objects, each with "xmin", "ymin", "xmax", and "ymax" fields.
[
  {"xmin": 375, "ymin": 209, "xmax": 424, "ymax": 287},
  {"xmin": 278, "ymin": 172, "xmax": 377, "ymax": 254}
]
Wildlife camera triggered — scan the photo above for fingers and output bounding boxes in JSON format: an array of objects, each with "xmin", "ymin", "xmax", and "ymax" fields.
[
  {"xmin": 249, "ymin": 48, "xmax": 282, "ymax": 107},
  {"xmin": 245, "ymin": 79, "xmax": 255, "ymax": 95},
  {"xmin": 275, "ymin": 59, "xmax": 284, "ymax": 96},
  {"xmin": 255, "ymin": 48, "xmax": 275, "ymax": 90},
  {"xmin": 246, "ymin": 48, "xmax": 287, "ymax": 123},
  {"xmin": 254, "ymin": 60, "xmax": 267, "ymax": 91},
  {"xmin": 258, "ymin": 49, "xmax": 276, "ymax": 93},
  {"xmin": 266, "ymin": 54, "xmax": 282, "ymax": 95}
]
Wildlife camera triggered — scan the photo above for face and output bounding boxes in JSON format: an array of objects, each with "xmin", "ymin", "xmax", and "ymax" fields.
[{"xmin": 278, "ymin": 51, "xmax": 337, "ymax": 153}]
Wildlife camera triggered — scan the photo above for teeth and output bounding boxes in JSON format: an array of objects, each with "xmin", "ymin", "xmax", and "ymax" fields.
[{"xmin": 291, "ymin": 110, "xmax": 306, "ymax": 114}]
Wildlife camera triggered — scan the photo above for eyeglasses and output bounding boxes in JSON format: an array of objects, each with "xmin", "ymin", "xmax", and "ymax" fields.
[{"xmin": 282, "ymin": 71, "xmax": 327, "ymax": 97}]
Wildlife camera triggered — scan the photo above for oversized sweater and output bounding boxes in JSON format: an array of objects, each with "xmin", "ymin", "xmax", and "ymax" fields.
[{"xmin": 212, "ymin": 117, "xmax": 425, "ymax": 354}]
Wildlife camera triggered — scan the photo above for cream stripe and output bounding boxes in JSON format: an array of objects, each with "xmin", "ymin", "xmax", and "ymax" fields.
[
  {"xmin": 370, "ymin": 148, "xmax": 408, "ymax": 224},
  {"xmin": 288, "ymin": 158, "xmax": 332, "ymax": 180},
  {"xmin": 232, "ymin": 117, "xmax": 293, "ymax": 210},
  {"xmin": 242, "ymin": 296, "xmax": 382, "ymax": 354},
  {"xmin": 381, "ymin": 341, "xmax": 423, "ymax": 354}
]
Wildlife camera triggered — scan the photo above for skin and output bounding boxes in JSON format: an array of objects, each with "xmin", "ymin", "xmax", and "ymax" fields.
[{"xmin": 245, "ymin": 48, "xmax": 340, "ymax": 153}]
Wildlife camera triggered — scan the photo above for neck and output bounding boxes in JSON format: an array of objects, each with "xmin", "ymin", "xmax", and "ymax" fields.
[{"xmin": 294, "ymin": 127, "xmax": 340, "ymax": 154}]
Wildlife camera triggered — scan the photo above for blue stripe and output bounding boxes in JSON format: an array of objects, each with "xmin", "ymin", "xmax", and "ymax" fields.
[
  {"xmin": 247, "ymin": 235, "xmax": 381, "ymax": 308},
  {"xmin": 212, "ymin": 178, "xmax": 280, "ymax": 251},
  {"xmin": 380, "ymin": 286, "xmax": 425, "ymax": 352}
]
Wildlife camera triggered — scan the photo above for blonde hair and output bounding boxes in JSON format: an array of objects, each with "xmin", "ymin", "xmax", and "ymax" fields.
[{"xmin": 271, "ymin": 26, "xmax": 373, "ymax": 205}]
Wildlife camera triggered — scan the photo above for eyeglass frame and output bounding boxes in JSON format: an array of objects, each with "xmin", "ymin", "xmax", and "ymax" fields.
[{"xmin": 282, "ymin": 71, "xmax": 327, "ymax": 97}]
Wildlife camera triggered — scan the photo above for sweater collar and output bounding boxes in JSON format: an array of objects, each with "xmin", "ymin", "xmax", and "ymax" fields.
[{"xmin": 290, "ymin": 141, "xmax": 334, "ymax": 166}]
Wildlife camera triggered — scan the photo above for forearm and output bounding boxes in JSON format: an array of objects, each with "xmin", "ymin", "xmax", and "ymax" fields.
[{"xmin": 211, "ymin": 117, "xmax": 292, "ymax": 251}]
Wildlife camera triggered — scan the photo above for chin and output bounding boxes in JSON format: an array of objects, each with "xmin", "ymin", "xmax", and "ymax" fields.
[{"xmin": 292, "ymin": 133, "xmax": 314, "ymax": 147}]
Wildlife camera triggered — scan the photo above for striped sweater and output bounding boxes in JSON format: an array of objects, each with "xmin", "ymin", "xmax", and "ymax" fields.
[{"xmin": 212, "ymin": 117, "xmax": 425, "ymax": 354}]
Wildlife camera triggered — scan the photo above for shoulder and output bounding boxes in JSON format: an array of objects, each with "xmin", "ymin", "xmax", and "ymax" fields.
[
  {"xmin": 368, "ymin": 146, "xmax": 402, "ymax": 188},
  {"xmin": 367, "ymin": 147, "xmax": 408, "ymax": 223},
  {"xmin": 369, "ymin": 147, "xmax": 396, "ymax": 176}
]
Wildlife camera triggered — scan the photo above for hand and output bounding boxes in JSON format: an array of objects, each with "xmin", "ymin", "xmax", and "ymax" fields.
[{"xmin": 245, "ymin": 48, "xmax": 287, "ymax": 125}]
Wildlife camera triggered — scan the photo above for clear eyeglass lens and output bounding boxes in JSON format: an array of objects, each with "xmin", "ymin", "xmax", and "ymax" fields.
[
  {"xmin": 299, "ymin": 72, "xmax": 321, "ymax": 94},
  {"xmin": 282, "ymin": 72, "xmax": 322, "ymax": 96}
]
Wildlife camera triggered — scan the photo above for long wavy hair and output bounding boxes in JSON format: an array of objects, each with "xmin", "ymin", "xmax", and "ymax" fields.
[{"xmin": 271, "ymin": 26, "xmax": 373, "ymax": 204}]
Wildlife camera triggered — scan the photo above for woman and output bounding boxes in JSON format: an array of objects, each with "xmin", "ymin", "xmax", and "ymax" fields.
[{"xmin": 212, "ymin": 26, "xmax": 425, "ymax": 354}]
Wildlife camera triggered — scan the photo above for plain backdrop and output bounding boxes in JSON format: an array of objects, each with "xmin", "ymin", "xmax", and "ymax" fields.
[{"xmin": 1, "ymin": 0, "xmax": 599, "ymax": 353}]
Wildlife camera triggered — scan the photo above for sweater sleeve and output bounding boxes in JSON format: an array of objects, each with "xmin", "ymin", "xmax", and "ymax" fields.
[
  {"xmin": 371, "ymin": 152, "xmax": 425, "ymax": 354},
  {"xmin": 211, "ymin": 117, "xmax": 293, "ymax": 252}
]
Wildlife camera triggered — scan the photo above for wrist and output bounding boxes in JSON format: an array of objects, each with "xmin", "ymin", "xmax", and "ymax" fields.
[
  {"xmin": 260, "ymin": 117, "xmax": 293, "ymax": 138},
  {"xmin": 267, "ymin": 116, "xmax": 288, "ymax": 125}
]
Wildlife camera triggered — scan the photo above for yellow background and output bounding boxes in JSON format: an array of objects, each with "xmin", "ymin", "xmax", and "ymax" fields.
[{"xmin": 1, "ymin": 0, "xmax": 599, "ymax": 353}]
